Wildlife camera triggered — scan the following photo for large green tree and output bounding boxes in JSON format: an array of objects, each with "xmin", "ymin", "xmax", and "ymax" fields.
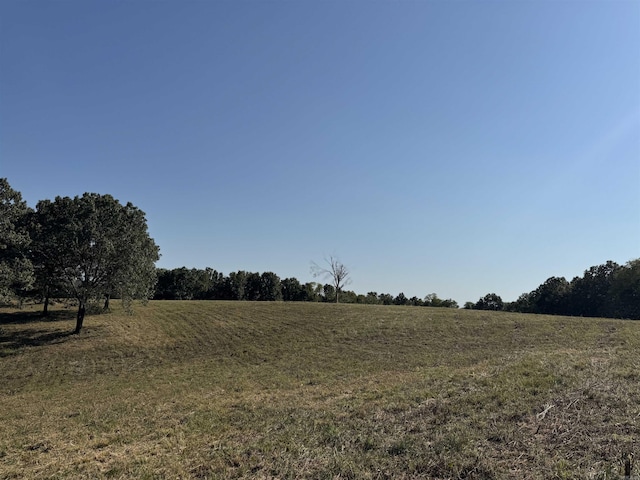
[
  {"xmin": 0, "ymin": 179, "xmax": 33, "ymax": 302},
  {"xmin": 33, "ymin": 193, "xmax": 160, "ymax": 333}
]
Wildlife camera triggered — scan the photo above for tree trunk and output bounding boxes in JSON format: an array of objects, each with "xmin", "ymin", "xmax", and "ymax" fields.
[
  {"xmin": 74, "ymin": 302, "xmax": 86, "ymax": 334},
  {"xmin": 103, "ymin": 293, "xmax": 110, "ymax": 311},
  {"xmin": 43, "ymin": 286, "xmax": 50, "ymax": 316}
]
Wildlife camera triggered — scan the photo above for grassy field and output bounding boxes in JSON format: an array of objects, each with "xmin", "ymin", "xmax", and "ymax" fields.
[{"xmin": 1, "ymin": 301, "xmax": 639, "ymax": 479}]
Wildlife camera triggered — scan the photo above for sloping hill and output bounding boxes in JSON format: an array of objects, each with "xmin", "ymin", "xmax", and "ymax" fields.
[{"xmin": 1, "ymin": 301, "xmax": 638, "ymax": 478}]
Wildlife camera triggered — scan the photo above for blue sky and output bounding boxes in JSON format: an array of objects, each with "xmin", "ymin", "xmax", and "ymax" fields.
[{"xmin": 1, "ymin": 0, "xmax": 639, "ymax": 303}]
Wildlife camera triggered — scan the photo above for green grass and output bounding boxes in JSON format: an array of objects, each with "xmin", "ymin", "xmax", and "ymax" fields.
[{"xmin": 1, "ymin": 301, "xmax": 639, "ymax": 478}]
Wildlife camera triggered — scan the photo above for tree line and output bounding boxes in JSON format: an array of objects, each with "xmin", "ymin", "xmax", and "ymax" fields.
[
  {"xmin": 153, "ymin": 266, "xmax": 459, "ymax": 308},
  {"xmin": 466, "ymin": 259, "xmax": 640, "ymax": 319},
  {"xmin": 2, "ymin": 177, "xmax": 637, "ymax": 323}
]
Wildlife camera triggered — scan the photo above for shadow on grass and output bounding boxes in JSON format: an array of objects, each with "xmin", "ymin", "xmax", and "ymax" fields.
[
  {"xmin": 0, "ymin": 329, "xmax": 75, "ymax": 357},
  {"xmin": 0, "ymin": 309, "xmax": 76, "ymax": 325},
  {"xmin": 0, "ymin": 310, "xmax": 78, "ymax": 357}
]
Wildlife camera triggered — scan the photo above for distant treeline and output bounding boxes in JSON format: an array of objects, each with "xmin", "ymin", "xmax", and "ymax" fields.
[
  {"xmin": 467, "ymin": 259, "xmax": 640, "ymax": 319},
  {"xmin": 153, "ymin": 267, "xmax": 459, "ymax": 308},
  {"xmin": 154, "ymin": 259, "xmax": 640, "ymax": 320},
  {"xmin": 3, "ymin": 176, "xmax": 638, "ymax": 320}
]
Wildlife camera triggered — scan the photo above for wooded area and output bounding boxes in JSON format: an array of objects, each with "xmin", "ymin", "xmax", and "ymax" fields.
[
  {"xmin": 2, "ymin": 178, "xmax": 638, "ymax": 320},
  {"xmin": 0, "ymin": 179, "xmax": 159, "ymax": 332}
]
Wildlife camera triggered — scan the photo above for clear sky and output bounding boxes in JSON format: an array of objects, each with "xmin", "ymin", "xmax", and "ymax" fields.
[{"xmin": 1, "ymin": 0, "xmax": 639, "ymax": 304}]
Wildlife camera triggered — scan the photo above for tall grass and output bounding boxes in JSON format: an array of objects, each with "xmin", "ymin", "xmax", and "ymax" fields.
[{"xmin": 1, "ymin": 301, "xmax": 639, "ymax": 478}]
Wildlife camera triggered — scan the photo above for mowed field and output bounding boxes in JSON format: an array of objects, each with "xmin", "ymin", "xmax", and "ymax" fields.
[{"xmin": 1, "ymin": 301, "xmax": 639, "ymax": 479}]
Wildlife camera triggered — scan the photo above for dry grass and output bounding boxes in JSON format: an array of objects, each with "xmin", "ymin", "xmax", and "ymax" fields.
[{"xmin": 1, "ymin": 301, "xmax": 639, "ymax": 479}]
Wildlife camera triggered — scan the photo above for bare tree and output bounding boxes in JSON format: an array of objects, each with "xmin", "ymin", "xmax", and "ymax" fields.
[{"xmin": 311, "ymin": 256, "xmax": 350, "ymax": 303}]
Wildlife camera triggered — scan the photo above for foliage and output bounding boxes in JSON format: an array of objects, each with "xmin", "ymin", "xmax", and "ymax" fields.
[
  {"xmin": 474, "ymin": 293, "xmax": 504, "ymax": 311},
  {"xmin": 608, "ymin": 259, "xmax": 640, "ymax": 319},
  {"xmin": 394, "ymin": 292, "xmax": 409, "ymax": 305},
  {"xmin": 424, "ymin": 292, "xmax": 459, "ymax": 308},
  {"xmin": 9, "ymin": 178, "xmax": 638, "ymax": 321},
  {"xmin": 281, "ymin": 277, "xmax": 307, "ymax": 302},
  {"xmin": 469, "ymin": 259, "xmax": 640, "ymax": 320},
  {"xmin": 243, "ymin": 272, "xmax": 282, "ymax": 301},
  {"xmin": 0, "ymin": 179, "xmax": 34, "ymax": 302},
  {"xmin": 364, "ymin": 292, "xmax": 380, "ymax": 304},
  {"xmin": 32, "ymin": 193, "xmax": 159, "ymax": 332},
  {"xmin": 151, "ymin": 267, "xmax": 463, "ymax": 312},
  {"xmin": 529, "ymin": 276, "xmax": 572, "ymax": 315},
  {"xmin": 378, "ymin": 293, "xmax": 394, "ymax": 305}
]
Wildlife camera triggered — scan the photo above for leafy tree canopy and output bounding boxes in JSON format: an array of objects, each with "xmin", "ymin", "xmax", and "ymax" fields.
[
  {"xmin": 33, "ymin": 193, "xmax": 159, "ymax": 333},
  {"xmin": 0, "ymin": 178, "xmax": 33, "ymax": 301}
]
